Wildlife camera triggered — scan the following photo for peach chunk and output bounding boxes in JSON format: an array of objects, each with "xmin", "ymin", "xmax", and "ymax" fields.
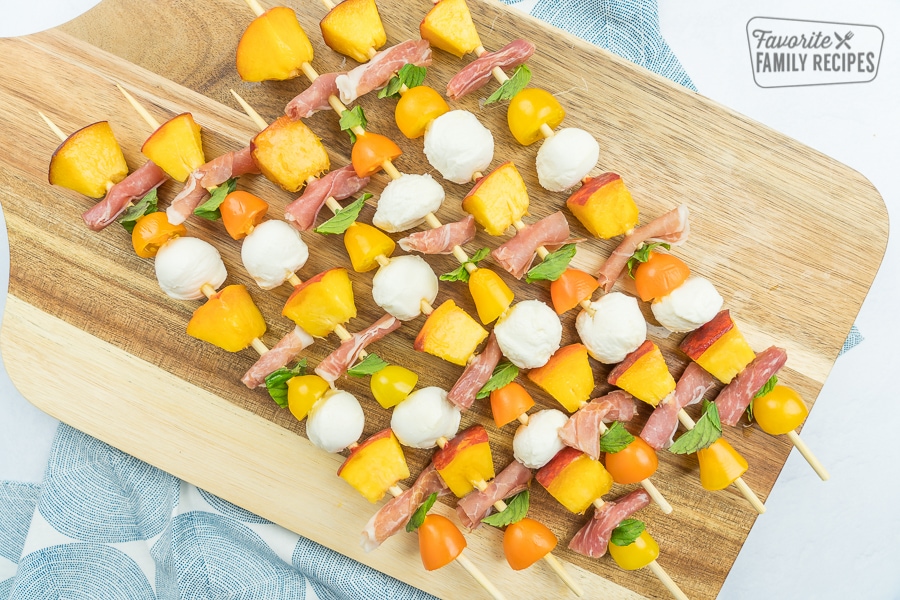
[
  {"xmin": 536, "ymin": 447, "xmax": 612, "ymax": 514},
  {"xmin": 338, "ymin": 429, "xmax": 410, "ymax": 502},
  {"xmin": 320, "ymin": 0, "xmax": 386, "ymax": 63},
  {"xmin": 420, "ymin": 0, "xmax": 482, "ymax": 58},
  {"xmin": 433, "ymin": 425, "xmax": 495, "ymax": 497},
  {"xmin": 527, "ymin": 344, "xmax": 595, "ymax": 413},
  {"xmin": 566, "ymin": 173, "xmax": 639, "ymax": 239},
  {"xmin": 282, "ymin": 268, "xmax": 356, "ymax": 337},
  {"xmin": 186, "ymin": 285, "xmax": 267, "ymax": 352},
  {"xmin": 141, "ymin": 113, "xmax": 205, "ymax": 183},
  {"xmin": 607, "ymin": 341, "xmax": 676, "ymax": 407},
  {"xmin": 461, "ymin": 162, "xmax": 530, "ymax": 236},
  {"xmin": 251, "ymin": 116, "xmax": 330, "ymax": 193},
  {"xmin": 48, "ymin": 121, "xmax": 128, "ymax": 198},
  {"xmin": 414, "ymin": 299, "xmax": 488, "ymax": 366},
  {"xmin": 236, "ymin": 6, "xmax": 314, "ymax": 82},
  {"xmin": 680, "ymin": 310, "xmax": 756, "ymax": 384}
]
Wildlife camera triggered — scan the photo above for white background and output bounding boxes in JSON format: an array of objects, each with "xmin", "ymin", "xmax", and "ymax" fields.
[{"xmin": 2, "ymin": 1, "xmax": 898, "ymax": 598}]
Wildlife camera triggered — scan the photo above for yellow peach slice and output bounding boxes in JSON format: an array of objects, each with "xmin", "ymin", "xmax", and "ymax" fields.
[
  {"xmin": 48, "ymin": 121, "xmax": 128, "ymax": 198},
  {"xmin": 420, "ymin": 0, "xmax": 482, "ymax": 58},
  {"xmin": 236, "ymin": 6, "xmax": 314, "ymax": 82},
  {"xmin": 251, "ymin": 116, "xmax": 330, "ymax": 193},
  {"xmin": 141, "ymin": 113, "xmax": 205, "ymax": 183},
  {"xmin": 320, "ymin": 0, "xmax": 387, "ymax": 63}
]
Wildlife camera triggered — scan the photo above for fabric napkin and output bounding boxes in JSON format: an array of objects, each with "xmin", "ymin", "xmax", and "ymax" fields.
[{"xmin": 0, "ymin": 1, "xmax": 861, "ymax": 598}]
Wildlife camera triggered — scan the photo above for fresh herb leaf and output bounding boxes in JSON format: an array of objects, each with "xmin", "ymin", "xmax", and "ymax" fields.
[
  {"xmin": 754, "ymin": 375, "xmax": 778, "ymax": 399},
  {"xmin": 340, "ymin": 106, "xmax": 368, "ymax": 143},
  {"xmin": 485, "ymin": 65, "xmax": 532, "ymax": 105},
  {"xmin": 378, "ymin": 65, "xmax": 428, "ymax": 99},
  {"xmin": 440, "ymin": 247, "xmax": 490, "ymax": 283},
  {"xmin": 347, "ymin": 353, "xmax": 388, "ymax": 377},
  {"xmin": 626, "ymin": 242, "xmax": 671, "ymax": 278},
  {"xmin": 377, "ymin": 77, "xmax": 403, "ymax": 99},
  {"xmin": 481, "ymin": 490, "xmax": 530, "ymax": 527},
  {"xmin": 264, "ymin": 359, "xmax": 308, "ymax": 408},
  {"xmin": 745, "ymin": 401, "xmax": 754, "ymax": 423},
  {"xmin": 476, "ymin": 362, "xmax": 519, "ymax": 400},
  {"xmin": 669, "ymin": 399, "xmax": 722, "ymax": 455},
  {"xmin": 609, "ymin": 519, "xmax": 645, "ymax": 547},
  {"xmin": 599, "ymin": 421, "xmax": 636, "ymax": 454},
  {"xmin": 406, "ymin": 492, "xmax": 438, "ymax": 533},
  {"xmin": 314, "ymin": 193, "xmax": 370, "ymax": 235},
  {"xmin": 525, "ymin": 243, "xmax": 577, "ymax": 283},
  {"xmin": 118, "ymin": 188, "xmax": 158, "ymax": 233},
  {"xmin": 194, "ymin": 177, "xmax": 238, "ymax": 220}
]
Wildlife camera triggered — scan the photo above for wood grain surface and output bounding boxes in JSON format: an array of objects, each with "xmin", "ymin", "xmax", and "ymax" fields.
[{"xmin": 0, "ymin": 0, "xmax": 887, "ymax": 598}]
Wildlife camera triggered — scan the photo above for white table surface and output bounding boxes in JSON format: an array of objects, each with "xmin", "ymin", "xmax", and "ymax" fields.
[{"xmin": 2, "ymin": 1, "xmax": 898, "ymax": 598}]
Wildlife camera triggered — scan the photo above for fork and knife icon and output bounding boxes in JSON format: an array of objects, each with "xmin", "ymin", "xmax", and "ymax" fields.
[{"xmin": 834, "ymin": 30, "xmax": 854, "ymax": 49}]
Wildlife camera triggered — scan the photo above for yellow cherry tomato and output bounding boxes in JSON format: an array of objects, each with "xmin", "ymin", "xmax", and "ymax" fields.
[
  {"xmin": 507, "ymin": 88, "xmax": 566, "ymax": 146},
  {"xmin": 370, "ymin": 365, "xmax": 418, "ymax": 409},
  {"xmin": 395, "ymin": 85, "xmax": 450, "ymax": 139},
  {"xmin": 344, "ymin": 222, "xmax": 395, "ymax": 272},
  {"xmin": 608, "ymin": 530, "xmax": 660, "ymax": 571},
  {"xmin": 287, "ymin": 374, "xmax": 330, "ymax": 421},
  {"xmin": 131, "ymin": 212, "xmax": 187, "ymax": 258},
  {"xmin": 468, "ymin": 267, "xmax": 514, "ymax": 324},
  {"xmin": 697, "ymin": 437, "xmax": 748, "ymax": 491},
  {"xmin": 753, "ymin": 385, "xmax": 809, "ymax": 435}
]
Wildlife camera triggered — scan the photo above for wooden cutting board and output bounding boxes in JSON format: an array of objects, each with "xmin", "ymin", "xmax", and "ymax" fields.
[{"xmin": 0, "ymin": 0, "xmax": 886, "ymax": 598}]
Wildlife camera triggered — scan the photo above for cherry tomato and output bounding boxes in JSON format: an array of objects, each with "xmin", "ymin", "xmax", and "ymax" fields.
[
  {"xmin": 418, "ymin": 514, "xmax": 467, "ymax": 571},
  {"xmin": 697, "ymin": 437, "xmax": 748, "ymax": 491},
  {"xmin": 287, "ymin": 374, "xmax": 330, "ymax": 421},
  {"xmin": 507, "ymin": 88, "xmax": 566, "ymax": 146},
  {"xmin": 220, "ymin": 190, "xmax": 269, "ymax": 240},
  {"xmin": 490, "ymin": 382, "xmax": 535, "ymax": 428},
  {"xmin": 549, "ymin": 268, "xmax": 599, "ymax": 314},
  {"xmin": 604, "ymin": 436, "xmax": 658, "ymax": 484},
  {"xmin": 633, "ymin": 252, "xmax": 691, "ymax": 302},
  {"xmin": 608, "ymin": 530, "xmax": 659, "ymax": 571},
  {"xmin": 131, "ymin": 212, "xmax": 187, "ymax": 258},
  {"xmin": 753, "ymin": 385, "xmax": 809, "ymax": 435},
  {"xmin": 370, "ymin": 365, "xmax": 418, "ymax": 409},
  {"xmin": 468, "ymin": 267, "xmax": 514, "ymax": 324},
  {"xmin": 351, "ymin": 132, "xmax": 402, "ymax": 177},
  {"xmin": 503, "ymin": 517, "xmax": 558, "ymax": 570},
  {"xmin": 395, "ymin": 85, "xmax": 449, "ymax": 139},
  {"xmin": 344, "ymin": 222, "xmax": 395, "ymax": 272}
]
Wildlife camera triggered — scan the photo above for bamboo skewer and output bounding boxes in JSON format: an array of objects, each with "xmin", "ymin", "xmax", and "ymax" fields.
[{"xmin": 785, "ymin": 430, "xmax": 829, "ymax": 481}]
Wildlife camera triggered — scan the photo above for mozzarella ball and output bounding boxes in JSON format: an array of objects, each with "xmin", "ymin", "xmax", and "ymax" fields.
[
  {"xmin": 513, "ymin": 409, "xmax": 568, "ymax": 469},
  {"xmin": 424, "ymin": 110, "xmax": 494, "ymax": 184},
  {"xmin": 391, "ymin": 386, "xmax": 461, "ymax": 449},
  {"xmin": 372, "ymin": 255, "xmax": 439, "ymax": 321},
  {"xmin": 651, "ymin": 276, "xmax": 723, "ymax": 333},
  {"xmin": 576, "ymin": 292, "xmax": 646, "ymax": 364},
  {"xmin": 155, "ymin": 236, "xmax": 227, "ymax": 301},
  {"xmin": 494, "ymin": 300, "xmax": 562, "ymax": 369},
  {"xmin": 240, "ymin": 220, "xmax": 309, "ymax": 290},
  {"xmin": 536, "ymin": 128, "xmax": 600, "ymax": 192},
  {"xmin": 306, "ymin": 390, "xmax": 365, "ymax": 453},
  {"xmin": 373, "ymin": 174, "xmax": 444, "ymax": 232}
]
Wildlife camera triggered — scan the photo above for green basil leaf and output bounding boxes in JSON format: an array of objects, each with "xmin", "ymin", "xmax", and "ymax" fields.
[
  {"xmin": 626, "ymin": 242, "xmax": 671, "ymax": 278},
  {"xmin": 347, "ymin": 353, "xmax": 388, "ymax": 377},
  {"xmin": 398, "ymin": 64, "xmax": 427, "ymax": 90},
  {"xmin": 314, "ymin": 193, "xmax": 370, "ymax": 235},
  {"xmin": 745, "ymin": 401, "xmax": 754, "ymax": 423},
  {"xmin": 484, "ymin": 65, "xmax": 532, "ymax": 105},
  {"xmin": 117, "ymin": 188, "xmax": 158, "ymax": 233},
  {"xmin": 754, "ymin": 375, "xmax": 778, "ymax": 399},
  {"xmin": 598, "ymin": 421, "xmax": 636, "ymax": 454},
  {"xmin": 609, "ymin": 519, "xmax": 645, "ymax": 547},
  {"xmin": 525, "ymin": 243, "xmax": 577, "ymax": 283},
  {"xmin": 264, "ymin": 359, "xmax": 308, "ymax": 408},
  {"xmin": 406, "ymin": 492, "xmax": 438, "ymax": 533},
  {"xmin": 194, "ymin": 177, "xmax": 238, "ymax": 220},
  {"xmin": 476, "ymin": 362, "xmax": 519, "ymax": 400},
  {"xmin": 439, "ymin": 247, "xmax": 491, "ymax": 283},
  {"xmin": 668, "ymin": 399, "xmax": 722, "ymax": 455},
  {"xmin": 377, "ymin": 76, "xmax": 404, "ymax": 99},
  {"xmin": 481, "ymin": 490, "xmax": 530, "ymax": 527},
  {"xmin": 340, "ymin": 106, "xmax": 368, "ymax": 144}
]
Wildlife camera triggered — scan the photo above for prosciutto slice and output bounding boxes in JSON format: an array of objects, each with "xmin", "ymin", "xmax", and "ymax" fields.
[
  {"xmin": 558, "ymin": 390, "xmax": 635, "ymax": 460},
  {"xmin": 285, "ymin": 72, "xmax": 341, "ymax": 120},
  {"xmin": 456, "ymin": 460, "xmax": 532, "ymax": 531},
  {"xmin": 284, "ymin": 166, "xmax": 370, "ymax": 231},
  {"xmin": 491, "ymin": 211, "xmax": 571, "ymax": 279},
  {"xmin": 361, "ymin": 464, "xmax": 448, "ymax": 552},
  {"xmin": 315, "ymin": 315, "xmax": 401, "ymax": 383},
  {"xmin": 166, "ymin": 147, "xmax": 259, "ymax": 225},
  {"xmin": 82, "ymin": 161, "xmax": 167, "ymax": 231},
  {"xmin": 716, "ymin": 346, "xmax": 787, "ymax": 426},
  {"xmin": 447, "ymin": 332, "xmax": 501, "ymax": 410},
  {"xmin": 596, "ymin": 205, "xmax": 690, "ymax": 292},
  {"xmin": 568, "ymin": 489, "xmax": 651, "ymax": 558},
  {"xmin": 446, "ymin": 39, "xmax": 536, "ymax": 100},
  {"xmin": 398, "ymin": 215, "xmax": 475, "ymax": 255},
  {"xmin": 336, "ymin": 40, "xmax": 432, "ymax": 104},
  {"xmin": 241, "ymin": 326, "xmax": 315, "ymax": 389},
  {"xmin": 641, "ymin": 363, "xmax": 717, "ymax": 450}
]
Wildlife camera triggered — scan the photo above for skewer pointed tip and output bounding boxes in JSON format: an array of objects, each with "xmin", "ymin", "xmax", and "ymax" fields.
[{"xmin": 38, "ymin": 111, "xmax": 67, "ymax": 142}]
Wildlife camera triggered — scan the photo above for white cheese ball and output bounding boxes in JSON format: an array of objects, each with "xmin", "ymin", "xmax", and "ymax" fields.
[
  {"xmin": 494, "ymin": 300, "xmax": 562, "ymax": 369},
  {"xmin": 154, "ymin": 236, "xmax": 227, "ymax": 301},
  {"xmin": 536, "ymin": 128, "xmax": 600, "ymax": 192},
  {"xmin": 391, "ymin": 386, "xmax": 461, "ymax": 449},
  {"xmin": 576, "ymin": 292, "xmax": 647, "ymax": 364},
  {"xmin": 240, "ymin": 220, "xmax": 309, "ymax": 290},
  {"xmin": 306, "ymin": 390, "xmax": 364, "ymax": 453},
  {"xmin": 513, "ymin": 409, "xmax": 568, "ymax": 469},
  {"xmin": 372, "ymin": 255, "xmax": 438, "ymax": 321},
  {"xmin": 373, "ymin": 174, "xmax": 444, "ymax": 232},
  {"xmin": 424, "ymin": 110, "xmax": 494, "ymax": 184},
  {"xmin": 651, "ymin": 276, "xmax": 723, "ymax": 333}
]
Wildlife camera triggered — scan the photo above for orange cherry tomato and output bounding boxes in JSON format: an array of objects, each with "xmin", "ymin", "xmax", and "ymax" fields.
[
  {"xmin": 503, "ymin": 517, "xmax": 558, "ymax": 570},
  {"xmin": 395, "ymin": 85, "xmax": 450, "ymax": 139},
  {"xmin": 220, "ymin": 190, "xmax": 269, "ymax": 240},
  {"xmin": 633, "ymin": 252, "xmax": 691, "ymax": 302},
  {"xmin": 490, "ymin": 382, "xmax": 535, "ymax": 428},
  {"xmin": 131, "ymin": 212, "xmax": 187, "ymax": 258},
  {"xmin": 351, "ymin": 132, "xmax": 402, "ymax": 177},
  {"xmin": 418, "ymin": 514, "xmax": 467, "ymax": 571},
  {"xmin": 550, "ymin": 268, "xmax": 599, "ymax": 314},
  {"xmin": 604, "ymin": 436, "xmax": 658, "ymax": 484}
]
